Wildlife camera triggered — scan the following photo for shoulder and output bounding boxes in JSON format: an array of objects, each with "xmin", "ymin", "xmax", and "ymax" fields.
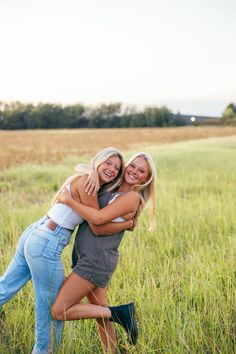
[
  {"xmin": 70, "ymin": 175, "xmax": 86, "ymax": 192},
  {"xmin": 77, "ymin": 175, "xmax": 87, "ymax": 185},
  {"xmin": 126, "ymin": 190, "xmax": 139, "ymax": 198},
  {"xmin": 119, "ymin": 191, "xmax": 140, "ymax": 203}
]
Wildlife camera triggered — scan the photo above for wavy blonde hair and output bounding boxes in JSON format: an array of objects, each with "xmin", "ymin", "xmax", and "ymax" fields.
[
  {"xmin": 125, "ymin": 152, "xmax": 157, "ymax": 230},
  {"xmin": 52, "ymin": 147, "xmax": 124, "ymax": 204},
  {"xmin": 90, "ymin": 147, "xmax": 124, "ymax": 194}
]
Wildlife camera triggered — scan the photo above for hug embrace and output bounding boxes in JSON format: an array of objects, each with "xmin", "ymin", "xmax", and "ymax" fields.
[{"xmin": 0, "ymin": 147, "xmax": 156, "ymax": 353}]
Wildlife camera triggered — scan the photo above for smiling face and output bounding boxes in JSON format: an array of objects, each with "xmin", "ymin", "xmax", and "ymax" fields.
[
  {"xmin": 97, "ymin": 155, "xmax": 122, "ymax": 185},
  {"xmin": 124, "ymin": 156, "xmax": 150, "ymax": 186}
]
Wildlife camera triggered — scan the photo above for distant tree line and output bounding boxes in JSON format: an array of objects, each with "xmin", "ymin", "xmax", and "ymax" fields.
[
  {"xmin": 219, "ymin": 103, "xmax": 236, "ymax": 125},
  {"xmin": 1, "ymin": 101, "xmax": 234, "ymax": 129},
  {"xmin": 0, "ymin": 101, "xmax": 187, "ymax": 130}
]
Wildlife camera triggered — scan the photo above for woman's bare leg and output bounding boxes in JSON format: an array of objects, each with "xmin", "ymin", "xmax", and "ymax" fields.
[
  {"xmin": 87, "ymin": 288, "xmax": 116, "ymax": 354},
  {"xmin": 52, "ymin": 273, "xmax": 111, "ymax": 321}
]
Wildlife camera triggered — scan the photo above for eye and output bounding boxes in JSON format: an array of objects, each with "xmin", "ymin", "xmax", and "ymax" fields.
[
  {"xmin": 130, "ymin": 163, "xmax": 135, "ymax": 168},
  {"xmin": 106, "ymin": 160, "xmax": 112, "ymax": 165},
  {"xmin": 115, "ymin": 165, "xmax": 120, "ymax": 171}
]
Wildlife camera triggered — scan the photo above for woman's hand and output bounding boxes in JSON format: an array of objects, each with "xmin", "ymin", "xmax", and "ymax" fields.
[
  {"xmin": 56, "ymin": 188, "xmax": 71, "ymax": 204},
  {"xmin": 127, "ymin": 217, "xmax": 138, "ymax": 232},
  {"xmin": 83, "ymin": 169, "xmax": 100, "ymax": 196}
]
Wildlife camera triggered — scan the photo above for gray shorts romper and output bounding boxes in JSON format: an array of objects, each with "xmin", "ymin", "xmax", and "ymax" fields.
[{"xmin": 72, "ymin": 191, "xmax": 125, "ymax": 288}]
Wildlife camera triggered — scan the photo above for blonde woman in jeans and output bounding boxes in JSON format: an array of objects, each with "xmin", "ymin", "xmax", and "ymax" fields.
[{"xmin": 0, "ymin": 147, "xmax": 135, "ymax": 354}]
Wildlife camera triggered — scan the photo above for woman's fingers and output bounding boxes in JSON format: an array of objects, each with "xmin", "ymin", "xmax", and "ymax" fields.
[
  {"xmin": 84, "ymin": 177, "xmax": 95, "ymax": 194},
  {"xmin": 83, "ymin": 176, "xmax": 90, "ymax": 189},
  {"xmin": 91, "ymin": 182, "xmax": 99, "ymax": 196},
  {"xmin": 83, "ymin": 172, "xmax": 100, "ymax": 195},
  {"xmin": 127, "ymin": 217, "xmax": 138, "ymax": 231},
  {"xmin": 83, "ymin": 176, "xmax": 99, "ymax": 196},
  {"xmin": 94, "ymin": 184, "xmax": 99, "ymax": 196},
  {"xmin": 87, "ymin": 182, "xmax": 98, "ymax": 196}
]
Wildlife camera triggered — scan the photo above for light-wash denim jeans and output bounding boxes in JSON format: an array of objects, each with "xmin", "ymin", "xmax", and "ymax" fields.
[{"xmin": 0, "ymin": 215, "xmax": 72, "ymax": 354}]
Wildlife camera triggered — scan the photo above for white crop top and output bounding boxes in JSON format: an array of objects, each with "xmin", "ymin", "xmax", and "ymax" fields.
[{"xmin": 48, "ymin": 184, "xmax": 84, "ymax": 230}]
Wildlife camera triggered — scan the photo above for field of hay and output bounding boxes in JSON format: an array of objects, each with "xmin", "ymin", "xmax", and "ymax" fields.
[
  {"xmin": 1, "ymin": 126, "xmax": 236, "ymax": 169},
  {"xmin": 0, "ymin": 127, "xmax": 236, "ymax": 353}
]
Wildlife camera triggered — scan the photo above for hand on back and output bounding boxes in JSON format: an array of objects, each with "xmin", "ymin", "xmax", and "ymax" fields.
[
  {"xmin": 56, "ymin": 188, "xmax": 72, "ymax": 204},
  {"xmin": 83, "ymin": 169, "xmax": 100, "ymax": 196}
]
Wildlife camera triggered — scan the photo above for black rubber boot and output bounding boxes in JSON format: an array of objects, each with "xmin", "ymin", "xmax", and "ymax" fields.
[{"xmin": 109, "ymin": 302, "xmax": 138, "ymax": 345}]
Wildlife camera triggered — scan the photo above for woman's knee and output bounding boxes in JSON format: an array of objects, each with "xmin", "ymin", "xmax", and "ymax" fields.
[{"xmin": 51, "ymin": 302, "xmax": 65, "ymax": 321}]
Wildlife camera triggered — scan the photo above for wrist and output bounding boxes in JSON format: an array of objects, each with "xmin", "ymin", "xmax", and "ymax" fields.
[
  {"xmin": 131, "ymin": 217, "xmax": 136, "ymax": 229},
  {"xmin": 128, "ymin": 219, "xmax": 133, "ymax": 228}
]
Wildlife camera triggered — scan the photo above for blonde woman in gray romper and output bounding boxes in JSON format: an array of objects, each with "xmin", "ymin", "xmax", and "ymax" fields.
[{"xmin": 52, "ymin": 152, "xmax": 157, "ymax": 353}]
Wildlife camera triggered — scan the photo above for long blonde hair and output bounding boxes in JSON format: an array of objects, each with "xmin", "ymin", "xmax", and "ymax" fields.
[
  {"xmin": 126, "ymin": 152, "xmax": 157, "ymax": 230},
  {"xmin": 52, "ymin": 147, "xmax": 124, "ymax": 203},
  {"xmin": 90, "ymin": 147, "xmax": 124, "ymax": 194}
]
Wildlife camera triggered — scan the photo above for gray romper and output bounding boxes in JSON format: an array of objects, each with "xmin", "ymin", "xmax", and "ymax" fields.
[{"xmin": 72, "ymin": 191, "xmax": 125, "ymax": 288}]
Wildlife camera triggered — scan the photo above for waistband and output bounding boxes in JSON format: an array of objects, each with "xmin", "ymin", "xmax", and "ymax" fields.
[{"xmin": 45, "ymin": 215, "xmax": 74, "ymax": 232}]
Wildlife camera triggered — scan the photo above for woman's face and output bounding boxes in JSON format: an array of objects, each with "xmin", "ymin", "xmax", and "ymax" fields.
[
  {"xmin": 124, "ymin": 156, "xmax": 150, "ymax": 186},
  {"xmin": 97, "ymin": 155, "xmax": 122, "ymax": 185}
]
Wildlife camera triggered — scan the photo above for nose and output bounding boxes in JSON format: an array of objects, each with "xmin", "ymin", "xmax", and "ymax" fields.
[
  {"xmin": 109, "ymin": 164, "xmax": 115, "ymax": 174},
  {"xmin": 130, "ymin": 167, "xmax": 137, "ymax": 176}
]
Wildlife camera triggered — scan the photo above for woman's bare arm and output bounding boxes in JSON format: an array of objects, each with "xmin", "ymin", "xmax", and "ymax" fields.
[
  {"xmin": 89, "ymin": 219, "xmax": 134, "ymax": 236},
  {"xmin": 73, "ymin": 178, "xmax": 135, "ymax": 235},
  {"xmin": 75, "ymin": 176, "xmax": 100, "ymax": 209},
  {"xmin": 57, "ymin": 190, "xmax": 140, "ymax": 225},
  {"xmin": 64, "ymin": 177, "xmax": 135, "ymax": 235}
]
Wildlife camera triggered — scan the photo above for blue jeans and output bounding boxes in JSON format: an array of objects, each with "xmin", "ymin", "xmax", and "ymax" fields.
[{"xmin": 0, "ymin": 215, "xmax": 72, "ymax": 354}]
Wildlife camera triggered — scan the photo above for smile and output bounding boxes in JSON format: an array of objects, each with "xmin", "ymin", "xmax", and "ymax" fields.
[
  {"xmin": 104, "ymin": 171, "xmax": 113, "ymax": 177},
  {"xmin": 128, "ymin": 173, "xmax": 136, "ymax": 180}
]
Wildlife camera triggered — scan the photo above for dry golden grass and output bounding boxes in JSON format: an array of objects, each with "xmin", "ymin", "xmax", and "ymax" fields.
[{"xmin": 1, "ymin": 126, "xmax": 236, "ymax": 169}]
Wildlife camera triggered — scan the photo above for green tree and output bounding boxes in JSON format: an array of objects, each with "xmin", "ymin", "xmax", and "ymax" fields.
[
  {"xmin": 63, "ymin": 105, "xmax": 86, "ymax": 128},
  {"xmin": 220, "ymin": 103, "xmax": 236, "ymax": 125},
  {"xmin": 145, "ymin": 106, "xmax": 173, "ymax": 127}
]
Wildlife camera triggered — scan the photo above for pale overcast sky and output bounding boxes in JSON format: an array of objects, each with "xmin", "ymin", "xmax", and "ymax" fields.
[{"xmin": 0, "ymin": 0, "xmax": 235, "ymax": 116}]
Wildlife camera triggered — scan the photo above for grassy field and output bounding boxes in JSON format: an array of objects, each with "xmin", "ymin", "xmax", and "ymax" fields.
[{"xmin": 0, "ymin": 128, "xmax": 236, "ymax": 353}]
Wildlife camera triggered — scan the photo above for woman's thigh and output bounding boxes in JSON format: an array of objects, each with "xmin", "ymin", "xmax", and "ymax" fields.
[{"xmin": 53, "ymin": 273, "xmax": 96, "ymax": 312}]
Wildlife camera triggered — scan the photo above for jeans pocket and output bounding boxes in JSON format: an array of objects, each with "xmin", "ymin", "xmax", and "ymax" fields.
[{"xmin": 26, "ymin": 234, "xmax": 49, "ymax": 258}]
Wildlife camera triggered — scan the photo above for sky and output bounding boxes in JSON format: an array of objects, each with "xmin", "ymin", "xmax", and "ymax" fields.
[{"xmin": 0, "ymin": 0, "xmax": 235, "ymax": 116}]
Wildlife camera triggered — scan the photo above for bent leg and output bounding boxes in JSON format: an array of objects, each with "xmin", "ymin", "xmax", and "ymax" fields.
[
  {"xmin": 52, "ymin": 273, "xmax": 111, "ymax": 321},
  {"xmin": 87, "ymin": 288, "xmax": 116, "ymax": 354},
  {"xmin": 52, "ymin": 273, "xmax": 137, "ymax": 347}
]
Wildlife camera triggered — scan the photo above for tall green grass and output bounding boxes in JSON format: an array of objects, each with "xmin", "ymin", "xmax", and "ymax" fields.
[{"xmin": 0, "ymin": 136, "xmax": 236, "ymax": 353}]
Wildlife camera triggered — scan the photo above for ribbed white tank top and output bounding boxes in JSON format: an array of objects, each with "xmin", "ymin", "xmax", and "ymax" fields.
[{"xmin": 48, "ymin": 184, "xmax": 84, "ymax": 230}]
